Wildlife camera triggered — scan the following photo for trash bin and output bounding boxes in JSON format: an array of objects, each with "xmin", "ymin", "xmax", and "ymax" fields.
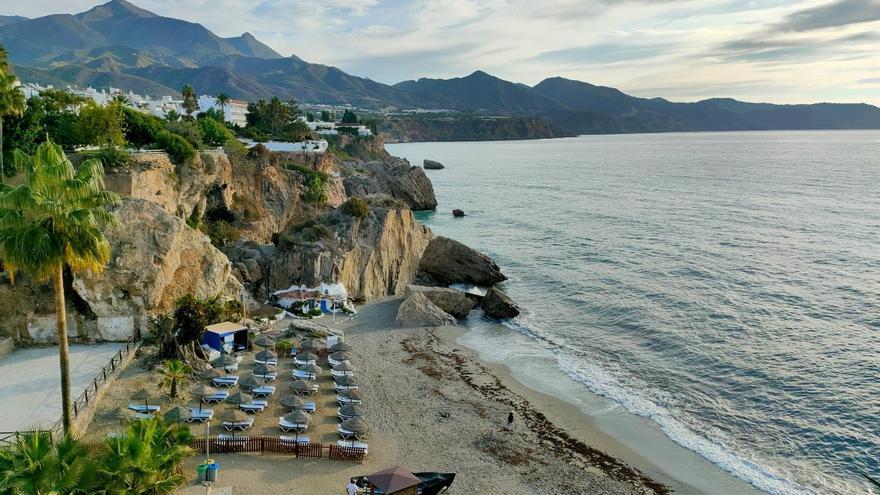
[
  {"xmin": 205, "ymin": 463, "xmax": 219, "ymax": 482},
  {"xmin": 196, "ymin": 463, "xmax": 208, "ymax": 482}
]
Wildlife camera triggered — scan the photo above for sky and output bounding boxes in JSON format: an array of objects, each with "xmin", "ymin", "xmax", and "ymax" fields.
[{"xmin": 7, "ymin": 0, "xmax": 880, "ymax": 104}]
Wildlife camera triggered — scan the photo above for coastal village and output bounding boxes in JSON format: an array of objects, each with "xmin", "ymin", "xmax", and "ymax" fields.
[{"xmin": 0, "ymin": 32, "xmax": 670, "ymax": 495}]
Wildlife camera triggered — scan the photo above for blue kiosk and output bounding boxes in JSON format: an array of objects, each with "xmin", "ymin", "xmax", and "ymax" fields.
[{"xmin": 203, "ymin": 321, "xmax": 248, "ymax": 354}]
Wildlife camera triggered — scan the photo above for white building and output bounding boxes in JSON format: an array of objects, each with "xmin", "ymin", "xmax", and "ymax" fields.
[
  {"xmin": 305, "ymin": 119, "xmax": 372, "ymax": 137},
  {"xmin": 198, "ymin": 95, "xmax": 248, "ymax": 127}
]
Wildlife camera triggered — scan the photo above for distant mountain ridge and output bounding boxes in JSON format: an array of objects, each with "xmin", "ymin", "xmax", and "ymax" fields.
[{"xmin": 5, "ymin": 0, "xmax": 880, "ymax": 135}]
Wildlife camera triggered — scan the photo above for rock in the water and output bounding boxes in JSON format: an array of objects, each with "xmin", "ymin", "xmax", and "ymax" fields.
[
  {"xmin": 404, "ymin": 285, "xmax": 475, "ymax": 319},
  {"xmin": 72, "ymin": 199, "xmax": 243, "ymax": 340},
  {"xmin": 452, "ymin": 209, "xmax": 465, "ymax": 218},
  {"xmin": 423, "ymin": 159, "xmax": 445, "ymax": 170},
  {"xmin": 343, "ymin": 158, "xmax": 438, "ymax": 211},
  {"xmin": 396, "ymin": 292, "xmax": 456, "ymax": 327},
  {"xmin": 419, "ymin": 236, "xmax": 506, "ymax": 286},
  {"xmin": 482, "ymin": 287, "xmax": 520, "ymax": 320}
]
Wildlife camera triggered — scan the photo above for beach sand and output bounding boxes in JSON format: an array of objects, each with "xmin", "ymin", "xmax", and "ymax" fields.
[{"xmin": 87, "ymin": 298, "xmax": 671, "ymax": 494}]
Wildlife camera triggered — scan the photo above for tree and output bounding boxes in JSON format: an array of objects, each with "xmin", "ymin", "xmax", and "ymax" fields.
[
  {"xmin": 198, "ymin": 117, "xmax": 234, "ymax": 147},
  {"xmin": 0, "ymin": 431, "xmax": 96, "ymax": 494},
  {"xmin": 163, "ymin": 109, "xmax": 181, "ymax": 122},
  {"xmin": 99, "ymin": 417, "xmax": 193, "ymax": 494},
  {"xmin": 0, "ymin": 46, "xmax": 25, "ymax": 183},
  {"xmin": 215, "ymin": 93, "xmax": 230, "ymax": 120},
  {"xmin": 77, "ymin": 101, "xmax": 126, "ymax": 149},
  {"xmin": 303, "ymin": 176, "xmax": 328, "ymax": 217},
  {"xmin": 0, "ymin": 139, "xmax": 121, "ymax": 434},
  {"xmin": 180, "ymin": 85, "xmax": 198, "ymax": 119},
  {"xmin": 2, "ymin": 96, "xmax": 45, "ymax": 176},
  {"xmin": 111, "ymin": 94, "xmax": 131, "ymax": 106},
  {"xmin": 320, "ymin": 110, "xmax": 332, "ymax": 122},
  {"xmin": 159, "ymin": 359, "xmax": 191, "ymax": 399},
  {"xmin": 245, "ymin": 97, "xmax": 307, "ymax": 140},
  {"xmin": 341, "ymin": 109, "xmax": 358, "ymax": 124}
]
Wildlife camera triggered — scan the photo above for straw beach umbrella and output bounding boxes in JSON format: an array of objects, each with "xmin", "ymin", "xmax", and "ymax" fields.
[
  {"xmin": 281, "ymin": 395, "xmax": 309, "ymax": 411},
  {"xmin": 254, "ymin": 363, "xmax": 276, "ymax": 375},
  {"xmin": 298, "ymin": 338, "xmax": 318, "ymax": 351},
  {"xmin": 211, "ymin": 355, "xmax": 237, "ymax": 369},
  {"xmin": 339, "ymin": 404, "xmax": 365, "ymax": 419},
  {"xmin": 329, "ymin": 351, "xmax": 351, "ymax": 365},
  {"xmin": 298, "ymin": 363, "xmax": 322, "ymax": 379},
  {"xmin": 290, "ymin": 380, "xmax": 315, "ymax": 395},
  {"xmin": 332, "ymin": 361, "xmax": 355, "ymax": 374},
  {"xmin": 255, "ymin": 350, "xmax": 277, "ymax": 362},
  {"xmin": 227, "ymin": 391, "xmax": 254, "ymax": 406},
  {"xmin": 340, "ymin": 417, "xmax": 369, "ymax": 437},
  {"xmin": 190, "ymin": 384, "xmax": 218, "ymax": 412},
  {"xmin": 334, "ymin": 375, "xmax": 356, "ymax": 386},
  {"xmin": 283, "ymin": 410, "xmax": 311, "ymax": 442},
  {"xmin": 330, "ymin": 341, "xmax": 352, "ymax": 353},
  {"xmin": 219, "ymin": 409, "xmax": 249, "ymax": 439},
  {"xmin": 295, "ymin": 351, "xmax": 318, "ymax": 363},
  {"xmin": 239, "ymin": 375, "xmax": 261, "ymax": 391},
  {"xmin": 162, "ymin": 405, "xmax": 188, "ymax": 424},
  {"xmin": 253, "ymin": 335, "xmax": 275, "ymax": 348},
  {"xmin": 338, "ymin": 389, "xmax": 362, "ymax": 401}
]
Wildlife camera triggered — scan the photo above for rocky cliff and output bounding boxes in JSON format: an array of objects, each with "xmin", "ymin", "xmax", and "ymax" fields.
[
  {"xmin": 342, "ymin": 158, "xmax": 438, "ymax": 211},
  {"xmin": 228, "ymin": 196, "xmax": 435, "ymax": 301},
  {"xmin": 72, "ymin": 199, "xmax": 243, "ymax": 341}
]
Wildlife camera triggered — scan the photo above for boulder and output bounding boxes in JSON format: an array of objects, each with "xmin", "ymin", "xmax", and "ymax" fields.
[
  {"xmin": 423, "ymin": 159, "xmax": 445, "ymax": 170},
  {"xmin": 419, "ymin": 236, "xmax": 507, "ymax": 287},
  {"xmin": 343, "ymin": 158, "xmax": 438, "ymax": 211},
  {"xmin": 482, "ymin": 287, "xmax": 520, "ymax": 320},
  {"xmin": 72, "ymin": 199, "xmax": 244, "ymax": 340},
  {"xmin": 452, "ymin": 209, "xmax": 465, "ymax": 218},
  {"xmin": 404, "ymin": 285, "xmax": 475, "ymax": 319},
  {"xmin": 396, "ymin": 292, "xmax": 456, "ymax": 327}
]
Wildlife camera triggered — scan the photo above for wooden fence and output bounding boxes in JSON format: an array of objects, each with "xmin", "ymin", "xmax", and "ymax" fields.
[{"xmin": 191, "ymin": 437, "xmax": 367, "ymax": 463}]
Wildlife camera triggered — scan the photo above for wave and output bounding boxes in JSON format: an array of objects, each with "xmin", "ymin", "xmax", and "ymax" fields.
[{"xmin": 501, "ymin": 317, "xmax": 817, "ymax": 495}]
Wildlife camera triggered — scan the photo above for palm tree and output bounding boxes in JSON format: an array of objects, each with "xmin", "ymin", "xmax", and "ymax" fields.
[
  {"xmin": 180, "ymin": 85, "xmax": 198, "ymax": 119},
  {"xmin": 215, "ymin": 93, "xmax": 230, "ymax": 121},
  {"xmin": 99, "ymin": 417, "xmax": 193, "ymax": 494},
  {"xmin": 0, "ymin": 431, "xmax": 96, "ymax": 494},
  {"xmin": 0, "ymin": 46, "xmax": 26, "ymax": 184},
  {"xmin": 163, "ymin": 109, "xmax": 181, "ymax": 122},
  {"xmin": 0, "ymin": 139, "xmax": 121, "ymax": 434},
  {"xmin": 158, "ymin": 359, "xmax": 191, "ymax": 398}
]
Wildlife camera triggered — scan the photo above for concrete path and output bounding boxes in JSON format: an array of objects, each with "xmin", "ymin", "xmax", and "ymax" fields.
[{"xmin": 0, "ymin": 343, "xmax": 125, "ymax": 431}]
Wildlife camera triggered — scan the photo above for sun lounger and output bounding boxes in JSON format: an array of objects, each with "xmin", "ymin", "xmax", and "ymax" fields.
[
  {"xmin": 330, "ymin": 369, "xmax": 354, "ymax": 378},
  {"xmin": 212, "ymin": 376, "xmax": 239, "ymax": 388},
  {"xmin": 254, "ymin": 358, "xmax": 278, "ymax": 366},
  {"xmin": 337, "ymin": 425, "xmax": 358, "ymax": 439},
  {"xmin": 280, "ymin": 435, "xmax": 310, "ymax": 444},
  {"xmin": 287, "ymin": 401, "xmax": 316, "ymax": 413},
  {"xmin": 292, "ymin": 369, "xmax": 316, "ymax": 380},
  {"xmin": 337, "ymin": 408, "xmax": 362, "ymax": 421},
  {"xmin": 239, "ymin": 400, "xmax": 269, "ymax": 413},
  {"xmin": 334, "ymin": 383, "xmax": 358, "ymax": 392},
  {"xmin": 252, "ymin": 385, "xmax": 276, "ymax": 397},
  {"xmin": 187, "ymin": 408, "xmax": 214, "ymax": 423},
  {"xmin": 328, "ymin": 357, "xmax": 349, "ymax": 367},
  {"xmin": 336, "ymin": 440, "xmax": 368, "ymax": 454},
  {"xmin": 278, "ymin": 417, "xmax": 309, "ymax": 433},
  {"xmin": 128, "ymin": 404, "xmax": 161, "ymax": 414},
  {"xmin": 202, "ymin": 391, "xmax": 229, "ymax": 403},
  {"xmin": 253, "ymin": 372, "xmax": 278, "ymax": 382},
  {"xmin": 294, "ymin": 357, "xmax": 316, "ymax": 366},
  {"xmin": 336, "ymin": 395, "xmax": 362, "ymax": 406},
  {"xmin": 133, "ymin": 412, "xmax": 156, "ymax": 420},
  {"xmin": 221, "ymin": 418, "xmax": 253, "ymax": 431}
]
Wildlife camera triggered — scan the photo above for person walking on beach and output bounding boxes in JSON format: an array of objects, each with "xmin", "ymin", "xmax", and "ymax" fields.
[
  {"xmin": 506, "ymin": 411, "xmax": 515, "ymax": 432},
  {"xmin": 346, "ymin": 480, "xmax": 360, "ymax": 495}
]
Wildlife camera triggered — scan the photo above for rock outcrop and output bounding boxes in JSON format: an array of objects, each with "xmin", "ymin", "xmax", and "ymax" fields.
[
  {"xmin": 403, "ymin": 285, "xmax": 474, "ymax": 319},
  {"xmin": 396, "ymin": 292, "xmax": 456, "ymax": 327},
  {"xmin": 343, "ymin": 158, "xmax": 438, "ymax": 211},
  {"xmin": 419, "ymin": 236, "xmax": 506, "ymax": 286},
  {"xmin": 72, "ymin": 199, "xmax": 243, "ymax": 340},
  {"xmin": 423, "ymin": 159, "xmax": 445, "ymax": 170},
  {"xmin": 482, "ymin": 287, "xmax": 520, "ymax": 320},
  {"xmin": 232, "ymin": 198, "xmax": 435, "ymax": 301}
]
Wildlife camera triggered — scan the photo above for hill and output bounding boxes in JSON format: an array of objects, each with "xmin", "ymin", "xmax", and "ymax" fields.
[{"xmin": 5, "ymin": 0, "xmax": 880, "ymax": 136}]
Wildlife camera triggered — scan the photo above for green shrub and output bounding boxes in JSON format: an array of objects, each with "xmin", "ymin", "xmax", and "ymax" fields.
[
  {"xmin": 309, "ymin": 308, "xmax": 324, "ymax": 317},
  {"xmin": 165, "ymin": 120, "xmax": 204, "ymax": 150},
  {"xmin": 341, "ymin": 197, "xmax": 370, "ymax": 218},
  {"xmin": 156, "ymin": 130, "xmax": 196, "ymax": 164},
  {"xmin": 199, "ymin": 117, "xmax": 235, "ymax": 147},
  {"xmin": 85, "ymin": 146, "xmax": 131, "ymax": 170},
  {"xmin": 123, "ymin": 108, "xmax": 164, "ymax": 148}
]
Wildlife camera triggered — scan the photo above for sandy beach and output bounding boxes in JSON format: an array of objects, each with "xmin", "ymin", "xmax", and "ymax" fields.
[{"xmin": 86, "ymin": 298, "xmax": 670, "ymax": 494}]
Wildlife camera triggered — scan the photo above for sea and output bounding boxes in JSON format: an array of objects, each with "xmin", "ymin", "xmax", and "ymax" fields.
[{"xmin": 387, "ymin": 131, "xmax": 880, "ymax": 495}]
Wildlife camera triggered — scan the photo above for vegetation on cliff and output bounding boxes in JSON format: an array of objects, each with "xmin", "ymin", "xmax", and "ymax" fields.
[{"xmin": 379, "ymin": 114, "xmax": 562, "ymax": 142}]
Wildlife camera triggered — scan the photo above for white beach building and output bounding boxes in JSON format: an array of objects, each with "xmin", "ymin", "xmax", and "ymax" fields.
[{"xmin": 198, "ymin": 95, "xmax": 249, "ymax": 127}]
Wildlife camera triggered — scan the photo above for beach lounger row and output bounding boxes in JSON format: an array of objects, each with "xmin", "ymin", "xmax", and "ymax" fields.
[
  {"xmin": 337, "ymin": 425, "xmax": 366, "ymax": 440},
  {"xmin": 203, "ymin": 391, "xmax": 230, "ymax": 403},
  {"xmin": 337, "ymin": 440, "xmax": 368, "ymax": 454},
  {"xmin": 128, "ymin": 404, "xmax": 160, "ymax": 414},
  {"xmin": 254, "ymin": 358, "xmax": 278, "ymax": 366},
  {"xmin": 239, "ymin": 400, "xmax": 269, "ymax": 414},
  {"xmin": 212, "ymin": 376, "xmax": 239, "ymax": 388},
  {"xmin": 278, "ymin": 417, "xmax": 309, "ymax": 433},
  {"xmin": 221, "ymin": 419, "xmax": 254, "ymax": 431},
  {"xmin": 252, "ymin": 385, "xmax": 276, "ymax": 397},
  {"xmin": 187, "ymin": 408, "xmax": 213, "ymax": 423}
]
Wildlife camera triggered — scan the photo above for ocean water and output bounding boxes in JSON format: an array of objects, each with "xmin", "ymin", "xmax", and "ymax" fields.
[{"xmin": 387, "ymin": 132, "xmax": 880, "ymax": 495}]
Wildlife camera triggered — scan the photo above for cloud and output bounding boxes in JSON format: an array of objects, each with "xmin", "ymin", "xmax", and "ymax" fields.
[
  {"xmin": 533, "ymin": 40, "xmax": 678, "ymax": 64},
  {"xmin": 772, "ymin": 0, "xmax": 880, "ymax": 31}
]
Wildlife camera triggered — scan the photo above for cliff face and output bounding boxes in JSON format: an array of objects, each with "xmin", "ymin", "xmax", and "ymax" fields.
[
  {"xmin": 228, "ymin": 199, "xmax": 435, "ymax": 301},
  {"xmin": 72, "ymin": 199, "xmax": 243, "ymax": 341},
  {"xmin": 342, "ymin": 158, "xmax": 438, "ymax": 211}
]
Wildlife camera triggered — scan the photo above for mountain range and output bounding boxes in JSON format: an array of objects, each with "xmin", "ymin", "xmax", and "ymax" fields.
[{"xmin": 4, "ymin": 0, "xmax": 880, "ymax": 135}]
